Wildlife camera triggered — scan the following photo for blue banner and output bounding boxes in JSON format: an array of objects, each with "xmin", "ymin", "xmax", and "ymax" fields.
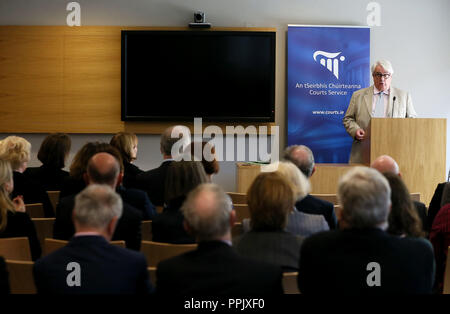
[{"xmin": 287, "ymin": 25, "xmax": 370, "ymax": 163}]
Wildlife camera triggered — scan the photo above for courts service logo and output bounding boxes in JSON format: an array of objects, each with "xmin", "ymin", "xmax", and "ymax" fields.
[{"xmin": 313, "ymin": 51, "xmax": 346, "ymax": 79}]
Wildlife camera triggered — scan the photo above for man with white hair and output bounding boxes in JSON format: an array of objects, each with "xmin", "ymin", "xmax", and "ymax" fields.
[
  {"xmin": 34, "ymin": 184, "xmax": 152, "ymax": 294},
  {"xmin": 135, "ymin": 125, "xmax": 189, "ymax": 206},
  {"xmin": 343, "ymin": 60, "xmax": 417, "ymax": 163},
  {"xmin": 156, "ymin": 183, "xmax": 283, "ymax": 295},
  {"xmin": 298, "ymin": 167, "xmax": 434, "ymax": 294}
]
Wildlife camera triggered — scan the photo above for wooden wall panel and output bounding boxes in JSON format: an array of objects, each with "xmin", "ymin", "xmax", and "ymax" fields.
[{"xmin": 0, "ymin": 26, "xmax": 276, "ymax": 134}]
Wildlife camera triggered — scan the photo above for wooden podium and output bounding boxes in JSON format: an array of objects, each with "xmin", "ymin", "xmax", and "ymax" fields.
[{"xmin": 361, "ymin": 118, "xmax": 446, "ymax": 204}]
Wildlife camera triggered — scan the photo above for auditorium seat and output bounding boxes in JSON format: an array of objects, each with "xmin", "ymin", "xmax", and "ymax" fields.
[
  {"xmin": 25, "ymin": 203, "xmax": 45, "ymax": 218},
  {"xmin": 147, "ymin": 266, "xmax": 157, "ymax": 287},
  {"xmin": 140, "ymin": 240, "xmax": 197, "ymax": 267},
  {"xmin": 227, "ymin": 192, "xmax": 247, "ymax": 204},
  {"xmin": 283, "ymin": 272, "xmax": 300, "ymax": 294},
  {"xmin": 32, "ymin": 218, "xmax": 55, "ymax": 250},
  {"xmin": 141, "ymin": 220, "xmax": 152, "ymax": 241},
  {"xmin": 6, "ymin": 259, "xmax": 36, "ymax": 294},
  {"xmin": 46, "ymin": 190, "xmax": 60, "ymax": 212},
  {"xmin": 234, "ymin": 204, "xmax": 250, "ymax": 222},
  {"xmin": 43, "ymin": 238, "xmax": 126, "ymax": 256},
  {"xmin": 0, "ymin": 237, "xmax": 31, "ymax": 261}
]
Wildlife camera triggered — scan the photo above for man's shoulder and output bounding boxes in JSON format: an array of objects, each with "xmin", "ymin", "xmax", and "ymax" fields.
[
  {"xmin": 352, "ymin": 86, "xmax": 372, "ymax": 97},
  {"xmin": 298, "ymin": 194, "xmax": 334, "ymax": 210}
]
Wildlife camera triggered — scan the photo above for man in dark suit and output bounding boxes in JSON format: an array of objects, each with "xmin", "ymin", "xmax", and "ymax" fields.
[
  {"xmin": 134, "ymin": 125, "xmax": 189, "ymax": 206},
  {"xmin": 370, "ymin": 155, "xmax": 428, "ymax": 232},
  {"xmin": 34, "ymin": 184, "xmax": 152, "ymax": 294},
  {"xmin": 53, "ymin": 152, "xmax": 142, "ymax": 251},
  {"xmin": 156, "ymin": 183, "xmax": 283, "ymax": 295},
  {"xmin": 298, "ymin": 167, "xmax": 435, "ymax": 294},
  {"xmin": 284, "ymin": 145, "xmax": 337, "ymax": 229}
]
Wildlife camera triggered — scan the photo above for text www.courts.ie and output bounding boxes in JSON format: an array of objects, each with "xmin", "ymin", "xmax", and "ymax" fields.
[{"xmin": 312, "ymin": 110, "xmax": 344, "ymax": 115}]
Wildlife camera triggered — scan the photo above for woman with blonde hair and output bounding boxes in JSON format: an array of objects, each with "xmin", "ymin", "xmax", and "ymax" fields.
[
  {"xmin": 0, "ymin": 136, "xmax": 54, "ymax": 217},
  {"xmin": 0, "ymin": 159, "xmax": 41, "ymax": 260},
  {"xmin": 233, "ymin": 171, "xmax": 304, "ymax": 271},
  {"xmin": 110, "ymin": 132, "xmax": 143, "ymax": 188}
]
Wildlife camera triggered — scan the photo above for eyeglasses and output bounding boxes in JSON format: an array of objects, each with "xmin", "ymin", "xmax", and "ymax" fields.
[{"xmin": 373, "ymin": 72, "xmax": 391, "ymax": 79}]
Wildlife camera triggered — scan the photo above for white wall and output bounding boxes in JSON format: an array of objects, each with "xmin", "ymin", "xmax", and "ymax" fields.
[{"xmin": 1, "ymin": 0, "xmax": 449, "ymax": 192}]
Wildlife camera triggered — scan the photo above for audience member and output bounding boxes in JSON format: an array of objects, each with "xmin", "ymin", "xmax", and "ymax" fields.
[
  {"xmin": 152, "ymin": 161, "xmax": 208, "ymax": 244},
  {"xmin": 34, "ymin": 184, "xmax": 152, "ymax": 294},
  {"xmin": 0, "ymin": 136, "xmax": 53, "ymax": 217},
  {"xmin": 427, "ymin": 182, "xmax": 446, "ymax": 233},
  {"xmin": 0, "ymin": 159, "xmax": 41, "ymax": 260},
  {"xmin": 383, "ymin": 172, "xmax": 425, "ymax": 237},
  {"xmin": 110, "ymin": 132, "xmax": 143, "ymax": 188},
  {"xmin": 135, "ymin": 125, "xmax": 190, "ymax": 206},
  {"xmin": 24, "ymin": 133, "xmax": 71, "ymax": 191},
  {"xmin": 53, "ymin": 152, "xmax": 143, "ymax": 250},
  {"xmin": 185, "ymin": 141, "xmax": 220, "ymax": 180},
  {"xmin": 0, "ymin": 256, "xmax": 9, "ymax": 294},
  {"xmin": 60, "ymin": 142, "xmax": 99, "ymax": 198},
  {"xmin": 298, "ymin": 166, "xmax": 435, "ymax": 294},
  {"xmin": 242, "ymin": 161, "xmax": 329, "ymax": 237},
  {"xmin": 370, "ymin": 155, "xmax": 428, "ymax": 233},
  {"xmin": 283, "ymin": 145, "xmax": 337, "ymax": 229},
  {"xmin": 156, "ymin": 183, "xmax": 283, "ymax": 295},
  {"xmin": 233, "ymin": 172, "xmax": 304, "ymax": 271},
  {"xmin": 429, "ymin": 182, "xmax": 450, "ymax": 293}
]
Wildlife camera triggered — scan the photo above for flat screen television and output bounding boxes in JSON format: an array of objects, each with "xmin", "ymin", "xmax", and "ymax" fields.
[{"xmin": 121, "ymin": 30, "xmax": 275, "ymax": 122}]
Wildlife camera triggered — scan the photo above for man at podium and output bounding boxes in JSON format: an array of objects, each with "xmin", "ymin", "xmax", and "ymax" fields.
[{"xmin": 343, "ymin": 60, "xmax": 417, "ymax": 163}]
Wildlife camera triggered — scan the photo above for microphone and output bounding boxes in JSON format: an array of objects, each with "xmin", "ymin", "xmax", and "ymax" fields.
[{"xmin": 391, "ymin": 96, "xmax": 396, "ymax": 117}]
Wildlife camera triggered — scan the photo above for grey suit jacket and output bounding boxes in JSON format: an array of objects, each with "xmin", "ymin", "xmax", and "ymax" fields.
[
  {"xmin": 233, "ymin": 230, "xmax": 304, "ymax": 271},
  {"xmin": 343, "ymin": 85, "xmax": 417, "ymax": 163}
]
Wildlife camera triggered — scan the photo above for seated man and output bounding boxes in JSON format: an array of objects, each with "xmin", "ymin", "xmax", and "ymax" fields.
[
  {"xmin": 33, "ymin": 184, "xmax": 152, "ymax": 294},
  {"xmin": 156, "ymin": 183, "xmax": 283, "ymax": 295},
  {"xmin": 53, "ymin": 152, "xmax": 142, "ymax": 251},
  {"xmin": 298, "ymin": 167, "xmax": 435, "ymax": 294}
]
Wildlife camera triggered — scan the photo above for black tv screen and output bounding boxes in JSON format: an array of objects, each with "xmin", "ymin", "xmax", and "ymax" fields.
[{"xmin": 121, "ymin": 30, "xmax": 275, "ymax": 122}]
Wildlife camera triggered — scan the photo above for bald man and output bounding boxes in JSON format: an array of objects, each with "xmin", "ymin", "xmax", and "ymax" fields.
[
  {"xmin": 370, "ymin": 155, "xmax": 427, "ymax": 233},
  {"xmin": 156, "ymin": 183, "xmax": 283, "ymax": 295},
  {"xmin": 54, "ymin": 152, "xmax": 143, "ymax": 250}
]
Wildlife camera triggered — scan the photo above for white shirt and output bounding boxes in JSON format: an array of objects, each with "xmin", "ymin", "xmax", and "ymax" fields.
[{"xmin": 372, "ymin": 86, "xmax": 390, "ymax": 117}]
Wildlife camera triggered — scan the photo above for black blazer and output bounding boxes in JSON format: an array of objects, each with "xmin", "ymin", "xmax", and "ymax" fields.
[
  {"xmin": 0, "ymin": 211, "xmax": 41, "ymax": 260},
  {"xmin": 134, "ymin": 160, "xmax": 173, "ymax": 206},
  {"xmin": 151, "ymin": 196, "xmax": 195, "ymax": 244},
  {"xmin": 122, "ymin": 162, "xmax": 144, "ymax": 189},
  {"xmin": 156, "ymin": 241, "xmax": 283, "ymax": 295},
  {"xmin": 117, "ymin": 186, "xmax": 157, "ymax": 220},
  {"xmin": 12, "ymin": 171, "xmax": 54, "ymax": 217},
  {"xmin": 24, "ymin": 165, "xmax": 69, "ymax": 191},
  {"xmin": 427, "ymin": 182, "xmax": 446, "ymax": 232},
  {"xmin": 298, "ymin": 228, "xmax": 435, "ymax": 294},
  {"xmin": 59, "ymin": 176, "xmax": 86, "ymax": 200},
  {"xmin": 53, "ymin": 194, "xmax": 143, "ymax": 251},
  {"xmin": 0, "ymin": 256, "xmax": 9, "ymax": 294},
  {"xmin": 295, "ymin": 194, "xmax": 337, "ymax": 229},
  {"xmin": 33, "ymin": 235, "xmax": 152, "ymax": 294}
]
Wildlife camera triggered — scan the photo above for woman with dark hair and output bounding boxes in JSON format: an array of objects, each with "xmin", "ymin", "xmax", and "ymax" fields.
[
  {"xmin": 110, "ymin": 132, "xmax": 143, "ymax": 188},
  {"xmin": 152, "ymin": 161, "xmax": 209, "ymax": 244},
  {"xmin": 383, "ymin": 172, "xmax": 425, "ymax": 238},
  {"xmin": 25, "ymin": 133, "xmax": 71, "ymax": 191}
]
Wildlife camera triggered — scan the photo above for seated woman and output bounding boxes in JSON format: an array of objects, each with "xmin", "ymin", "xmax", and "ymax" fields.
[
  {"xmin": 233, "ymin": 171, "xmax": 304, "ymax": 272},
  {"xmin": 383, "ymin": 172, "xmax": 425, "ymax": 238},
  {"xmin": 110, "ymin": 132, "xmax": 144, "ymax": 188},
  {"xmin": 242, "ymin": 161, "xmax": 329, "ymax": 237},
  {"xmin": 0, "ymin": 136, "xmax": 53, "ymax": 217},
  {"xmin": 152, "ymin": 161, "xmax": 209, "ymax": 244},
  {"xmin": 24, "ymin": 133, "xmax": 71, "ymax": 191},
  {"xmin": 430, "ymin": 182, "xmax": 450, "ymax": 293},
  {"xmin": 0, "ymin": 159, "xmax": 41, "ymax": 260}
]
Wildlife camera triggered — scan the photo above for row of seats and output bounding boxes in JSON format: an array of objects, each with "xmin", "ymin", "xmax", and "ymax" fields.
[{"xmin": 0, "ymin": 237, "xmax": 299, "ymax": 294}]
